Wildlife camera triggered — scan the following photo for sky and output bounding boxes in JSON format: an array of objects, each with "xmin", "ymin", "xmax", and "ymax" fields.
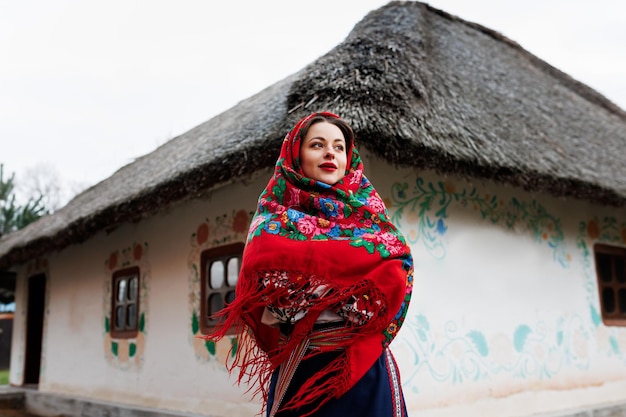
[{"xmin": 1, "ymin": 0, "xmax": 625, "ymax": 209}]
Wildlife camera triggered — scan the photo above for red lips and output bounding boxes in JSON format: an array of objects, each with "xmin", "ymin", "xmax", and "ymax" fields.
[{"xmin": 319, "ymin": 163, "xmax": 337, "ymax": 170}]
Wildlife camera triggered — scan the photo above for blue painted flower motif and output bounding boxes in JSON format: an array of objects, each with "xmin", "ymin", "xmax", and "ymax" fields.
[
  {"xmin": 319, "ymin": 198, "xmax": 339, "ymax": 217},
  {"xmin": 264, "ymin": 221, "xmax": 281, "ymax": 234},
  {"xmin": 436, "ymin": 218, "xmax": 447, "ymax": 235}
]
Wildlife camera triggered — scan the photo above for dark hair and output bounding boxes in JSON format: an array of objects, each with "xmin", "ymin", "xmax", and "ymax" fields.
[{"xmin": 299, "ymin": 115, "xmax": 355, "ymax": 148}]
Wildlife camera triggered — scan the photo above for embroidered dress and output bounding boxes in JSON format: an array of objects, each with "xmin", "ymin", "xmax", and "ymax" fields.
[{"xmin": 205, "ymin": 112, "xmax": 414, "ymax": 416}]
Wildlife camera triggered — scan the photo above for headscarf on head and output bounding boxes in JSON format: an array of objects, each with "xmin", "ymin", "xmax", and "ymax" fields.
[{"xmin": 205, "ymin": 112, "xmax": 413, "ymax": 415}]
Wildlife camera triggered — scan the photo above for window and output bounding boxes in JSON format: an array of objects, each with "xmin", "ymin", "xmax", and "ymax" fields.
[
  {"xmin": 594, "ymin": 244, "xmax": 626, "ymax": 326},
  {"xmin": 111, "ymin": 267, "xmax": 140, "ymax": 338},
  {"xmin": 200, "ymin": 242, "xmax": 244, "ymax": 334}
]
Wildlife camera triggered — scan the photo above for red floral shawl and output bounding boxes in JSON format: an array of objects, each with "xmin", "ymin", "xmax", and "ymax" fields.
[{"xmin": 207, "ymin": 112, "xmax": 413, "ymax": 414}]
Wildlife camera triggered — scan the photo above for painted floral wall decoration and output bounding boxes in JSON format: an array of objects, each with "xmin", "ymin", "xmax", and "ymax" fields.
[
  {"xmin": 103, "ymin": 242, "xmax": 150, "ymax": 370},
  {"xmin": 577, "ymin": 216, "xmax": 626, "ymax": 362},
  {"xmin": 188, "ymin": 209, "xmax": 252, "ymax": 365},
  {"xmin": 389, "ymin": 178, "xmax": 570, "ymax": 266},
  {"xmin": 386, "ymin": 176, "xmax": 599, "ymax": 393}
]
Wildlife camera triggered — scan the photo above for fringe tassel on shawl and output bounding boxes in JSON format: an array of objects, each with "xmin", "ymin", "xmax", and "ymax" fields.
[
  {"xmin": 278, "ymin": 330, "xmax": 353, "ymax": 416},
  {"xmin": 201, "ymin": 268, "xmax": 389, "ymax": 414}
]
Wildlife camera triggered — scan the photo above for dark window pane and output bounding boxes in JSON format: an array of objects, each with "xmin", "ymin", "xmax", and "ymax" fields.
[
  {"xmin": 210, "ymin": 261, "xmax": 224, "ymax": 289},
  {"xmin": 596, "ymin": 253, "xmax": 613, "ymax": 283},
  {"xmin": 603, "ymin": 288, "xmax": 616, "ymax": 313},
  {"xmin": 615, "ymin": 257, "xmax": 625, "ymax": 283},
  {"xmin": 225, "ymin": 290, "xmax": 236, "ymax": 304},
  {"xmin": 128, "ymin": 276, "xmax": 138, "ymax": 301},
  {"xmin": 618, "ymin": 289, "xmax": 626, "ymax": 314},
  {"xmin": 115, "ymin": 306, "xmax": 125, "ymax": 329},
  {"xmin": 127, "ymin": 304, "xmax": 137, "ymax": 329},
  {"xmin": 209, "ymin": 293, "xmax": 224, "ymax": 316}
]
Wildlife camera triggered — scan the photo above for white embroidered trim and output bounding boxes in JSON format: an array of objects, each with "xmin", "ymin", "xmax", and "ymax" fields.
[{"xmin": 385, "ymin": 348, "xmax": 403, "ymax": 417}]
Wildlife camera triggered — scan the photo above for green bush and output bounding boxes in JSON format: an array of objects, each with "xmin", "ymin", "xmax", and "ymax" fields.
[{"xmin": 0, "ymin": 369, "xmax": 9, "ymax": 385}]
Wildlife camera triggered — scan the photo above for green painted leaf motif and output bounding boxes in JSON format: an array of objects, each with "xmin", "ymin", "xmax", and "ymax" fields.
[
  {"xmin": 139, "ymin": 313, "xmax": 145, "ymax": 332},
  {"xmin": 206, "ymin": 340, "xmax": 216, "ymax": 355},
  {"xmin": 129, "ymin": 343, "xmax": 137, "ymax": 357},
  {"xmin": 513, "ymin": 325, "xmax": 531, "ymax": 353},
  {"xmin": 417, "ymin": 329, "xmax": 428, "ymax": 343},
  {"xmin": 112, "ymin": 341, "xmax": 118, "ymax": 356},
  {"xmin": 610, "ymin": 336, "xmax": 620, "ymax": 354},
  {"xmin": 416, "ymin": 314, "xmax": 430, "ymax": 331},
  {"xmin": 192, "ymin": 312, "xmax": 199, "ymax": 335},
  {"xmin": 466, "ymin": 330, "xmax": 489, "ymax": 357},
  {"xmin": 590, "ymin": 305, "xmax": 601, "ymax": 328},
  {"xmin": 231, "ymin": 337, "xmax": 238, "ymax": 358},
  {"xmin": 556, "ymin": 330, "xmax": 563, "ymax": 346},
  {"xmin": 105, "ymin": 317, "xmax": 110, "ymax": 333}
]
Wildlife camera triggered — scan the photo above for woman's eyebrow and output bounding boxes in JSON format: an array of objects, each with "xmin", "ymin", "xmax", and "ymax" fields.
[{"xmin": 306, "ymin": 136, "xmax": 345, "ymax": 142}]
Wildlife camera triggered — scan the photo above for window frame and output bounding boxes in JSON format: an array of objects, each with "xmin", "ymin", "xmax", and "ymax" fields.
[
  {"xmin": 110, "ymin": 266, "xmax": 141, "ymax": 339},
  {"xmin": 594, "ymin": 243, "xmax": 626, "ymax": 326},
  {"xmin": 200, "ymin": 242, "xmax": 244, "ymax": 335}
]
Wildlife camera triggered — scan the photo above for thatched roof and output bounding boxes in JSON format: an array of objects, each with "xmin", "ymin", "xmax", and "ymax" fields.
[{"xmin": 1, "ymin": 1, "xmax": 624, "ymax": 270}]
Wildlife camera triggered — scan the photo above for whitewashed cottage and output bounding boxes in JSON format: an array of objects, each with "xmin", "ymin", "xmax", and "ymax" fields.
[{"xmin": 0, "ymin": 2, "xmax": 625, "ymax": 416}]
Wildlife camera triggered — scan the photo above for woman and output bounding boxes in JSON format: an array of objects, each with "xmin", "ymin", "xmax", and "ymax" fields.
[{"xmin": 207, "ymin": 112, "xmax": 413, "ymax": 416}]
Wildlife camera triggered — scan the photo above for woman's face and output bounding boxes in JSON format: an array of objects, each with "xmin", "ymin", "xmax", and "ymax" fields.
[{"xmin": 300, "ymin": 121, "xmax": 347, "ymax": 185}]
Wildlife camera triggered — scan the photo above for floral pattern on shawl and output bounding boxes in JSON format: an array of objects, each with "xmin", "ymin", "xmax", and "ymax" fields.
[{"xmin": 249, "ymin": 174, "xmax": 405, "ymax": 259}]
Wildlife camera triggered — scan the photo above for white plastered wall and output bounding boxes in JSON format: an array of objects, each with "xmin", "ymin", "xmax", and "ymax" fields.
[
  {"xmin": 10, "ymin": 172, "xmax": 272, "ymax": 416},
  {"xmin": 360, "ymin": 150, "xmax": 626, "ymax": 417}
]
